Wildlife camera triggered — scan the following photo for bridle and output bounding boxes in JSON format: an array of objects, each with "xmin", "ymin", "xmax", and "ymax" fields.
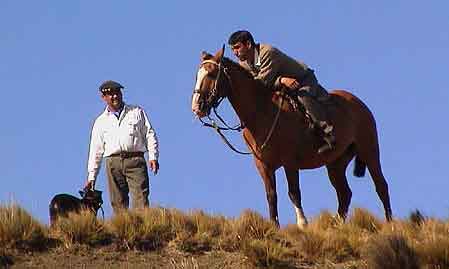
[
  {"xmin": 194, "ymin": 57, "xmax": 251, "ymax": 154},
  {"xmin": 194, "ymin": 59, "xmax": 231, "ymax": 124},
  {"xmin": 194, "ymin": 52, "xmax": 284, "ymax": 156}
]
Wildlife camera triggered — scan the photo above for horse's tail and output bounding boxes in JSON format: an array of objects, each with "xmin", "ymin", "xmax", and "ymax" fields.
[
  {"xmin": 354, "ymin": 155, "xmax": 366, "ymax": 177},
  {"xmin": 330, "ymin": 89, "xmax": 373, "ymax": 179}
]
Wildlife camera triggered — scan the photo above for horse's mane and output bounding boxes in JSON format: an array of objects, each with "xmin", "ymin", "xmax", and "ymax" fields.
[{"xmin": 221, "ymin": 57, "xmax": 274, "ymax": 99}]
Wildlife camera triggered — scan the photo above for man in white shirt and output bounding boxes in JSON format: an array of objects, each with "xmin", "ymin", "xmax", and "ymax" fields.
[{"xmin": 85, "ymin": 80, "xmax": 159, "ymax": 213}]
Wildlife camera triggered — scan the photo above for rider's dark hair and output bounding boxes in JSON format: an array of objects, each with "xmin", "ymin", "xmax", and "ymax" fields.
[{"xmin": 228, "ymin": 30, "xmax": 256, "ymax": 46}]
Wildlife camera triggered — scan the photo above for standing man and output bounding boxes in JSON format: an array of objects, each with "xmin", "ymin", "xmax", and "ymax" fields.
[
  {"xmin": 85, "ymin": 80, "xmax": 159, "ymax": 213},
  {"xmin": 228, "ymin": 30, "xmax": 335, "ymax": 154}
]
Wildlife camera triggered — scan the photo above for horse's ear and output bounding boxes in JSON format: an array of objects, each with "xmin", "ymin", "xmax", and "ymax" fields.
[
  {"xmin": 201, "ymin": 51, "xmax": 210, "ymax": 61},
  {"xmin": 214, "ymin": 44, "xmax": 225, "ymax": 63}
]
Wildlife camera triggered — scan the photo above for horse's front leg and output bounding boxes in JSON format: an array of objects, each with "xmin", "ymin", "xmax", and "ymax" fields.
[
  {"xmin": 284, "ymin": 167, "xmax": 308, "ymax": 229},
  {"xmin": 254, "ymin": 159, "xmax": 279, "ymax": 227}
]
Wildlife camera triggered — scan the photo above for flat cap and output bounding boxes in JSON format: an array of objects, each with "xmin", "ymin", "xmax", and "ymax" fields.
[{"xmin": 99, "ymin": 80, "xmax": 124, "ymax": 92}]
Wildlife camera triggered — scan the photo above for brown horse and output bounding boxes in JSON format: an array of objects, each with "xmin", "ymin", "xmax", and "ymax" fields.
[{"xmin": 191, "ymin": 48, "xmax": 392, "ymax": 228}]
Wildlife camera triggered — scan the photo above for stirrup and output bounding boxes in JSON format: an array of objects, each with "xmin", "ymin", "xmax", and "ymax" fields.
[
  {"xmin": 318, "ymin": 121, "xmax": 333, "ymax": 134},
  {"xmin": 318, "ymin": 134, "xmax": 335, "ymax": 154},
  {"xmin": 323, "ymin": 124, "xmax": 333, "ymax": 134},
  {"xmin": 318, "ymin": 143, "xmax": 333, "ymax": 154}
]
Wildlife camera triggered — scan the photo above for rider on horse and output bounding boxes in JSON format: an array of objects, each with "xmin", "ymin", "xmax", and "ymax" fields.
[{"xmin": 228, "ymin": 30, "xmax": 335, "ymax": 154}]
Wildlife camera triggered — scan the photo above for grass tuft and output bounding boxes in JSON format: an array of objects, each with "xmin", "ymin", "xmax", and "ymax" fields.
[
  {"xmin": 233, "ymin": 210, "xmax": 277, "ymax": 241},
  {"xmin": 362, "ymin": 234, "xmax": 420, "ymax": 269},
  {"xmin": 241, "ymin": 238, "xmax": 291, "ymax": 268},
  {"xmin": 174, "ymin": 210, "xmax": 227, "ymax": 253},
  {"xmin": 309, "ymin": 210, "xmax": 343, "ymax": 231},
  {"xmin": 172, "ymin": 231, "xmax": 213, "ymax": 253},
  {"xmin": 415, "ymin": 219, "xmax": 449, "ymax": 268},
  {"xmin": 108, "ymin": 208, "xmax": 174, "ymax": 250},
  {"xmin": 348, "ymin": 208, "xmax": 382, "ymax": 233},
  {"xmin": 51, "ymin": 209, "xmax": 109, "ymax": 248},
  {"xmin": 108, "ymin": 210, "xmax": 145, "ymax": 249},
  {"xmin": 409, "ymin": 209, "xmax": 426, "ymax": 226},
  {"xmin": 0, "ymin": 204, "xmax": 47, "ymax": 250}
]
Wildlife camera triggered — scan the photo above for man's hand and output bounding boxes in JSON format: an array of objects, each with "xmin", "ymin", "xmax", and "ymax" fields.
[
  {"xmin": 280, "ymin": 77, "xmax": 300, "ymax": 90},
  {"xmin": 84, "ymin": 180, "xmax": 95, "ymax": 191},
  {"xmin": 149, "ymin": 160, "xmax": 159, "ymax": 175}
]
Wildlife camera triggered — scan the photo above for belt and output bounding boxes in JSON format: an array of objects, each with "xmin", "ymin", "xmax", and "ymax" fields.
[{"xmin": 109, "ymin": 152, "xmax": 144, "ymax": 158}]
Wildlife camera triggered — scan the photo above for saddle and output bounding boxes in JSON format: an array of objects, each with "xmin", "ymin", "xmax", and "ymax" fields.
[{"xmin": 272, "ymin": 89, "xmax": 335, "ymax": 129}]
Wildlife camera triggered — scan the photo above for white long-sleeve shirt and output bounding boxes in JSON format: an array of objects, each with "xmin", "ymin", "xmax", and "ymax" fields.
[{"xmin": 87, "ymin": 104, "xmax": 159, "ymax": 182}]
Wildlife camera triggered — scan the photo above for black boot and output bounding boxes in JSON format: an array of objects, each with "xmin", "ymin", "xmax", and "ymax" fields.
[
  {"xmin": 298, "ymin": 95, "xmax": 335, "ymax": 154},
  {"xmin": 318, "ymin": 122, "xmax": 335, "ymax": 154},
  {"xmin": 318, "ymin": 129, "xmax": 336, "ymax": 154}
]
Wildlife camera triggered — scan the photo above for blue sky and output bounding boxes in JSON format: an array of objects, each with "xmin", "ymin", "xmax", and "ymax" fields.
[{"xmin": 1, "ymin": 1, "xmax": 448, "ymax": 225}]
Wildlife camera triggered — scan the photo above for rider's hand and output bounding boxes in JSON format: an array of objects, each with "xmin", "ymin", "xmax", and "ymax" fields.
[{"xmin": 280, "ymin": 77, "xmax": 300, "ymax": 90}]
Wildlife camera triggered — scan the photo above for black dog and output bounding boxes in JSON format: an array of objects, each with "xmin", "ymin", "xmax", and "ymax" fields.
[{"xmin": 49, "ymin": 189, "xmax": 103, "ymax": 226}]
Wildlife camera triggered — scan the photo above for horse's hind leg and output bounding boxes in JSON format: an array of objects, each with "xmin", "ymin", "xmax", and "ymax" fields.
[
  {"xmin": 356, "ymin": 128, "xmax": 393, "ymax": 221},
  {"xmin": 364, "ymin": 156, "xmax": 393, "ymax": 221},
  {"xmin": 284, "ymin": 167, "xmax": 307, "ymax": 229},
  {"xmin": 254, "ymin": 159, "xmax": 279, "ymax": 227},
  {"xmin": 326, "ymin": 147, "xmax": 354, "ymax": 220}
]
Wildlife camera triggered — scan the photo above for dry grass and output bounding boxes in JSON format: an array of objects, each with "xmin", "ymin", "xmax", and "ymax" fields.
[
  {"xmin": 0, "ymin": 203, "xmax": 47, "ymax": 250},
  {"xmin": 241, "ymin": 238, "xmax": 292, "ymax": 268},
  {"xmin": 169, "ymin": 257, "xmax": 200, "ymax": 269},
  {"xmin": 348, "ymin": 208, "xmax": 383, "ymax": 233},
  {"xmin": 2, "ymin": 204, "xmax": 449, "ymax": 268},
  {"xmin": 0, "ymin": 248, "xmax": 14, "ymax": 268},
  {"xmin": 51, "ymin": 209, "xmax": 109, "ymax": 248},
  {"xmin": 233, "ymin": 210, "xmax": 278, "ymax": 241},
  {"xmin": 362, "ymin": 234, "xmax": 420, "ymax": 269},
  {"xmin": 108, "ymin": 207, "xmax": 175, "ymax": 250},
  {"xmin": 172, "ymin": 210, "xmax": 228, "ymax": 253},
  {"xmin": 414, "ymin": 219, "xmax": 449, "ymax": 268}
]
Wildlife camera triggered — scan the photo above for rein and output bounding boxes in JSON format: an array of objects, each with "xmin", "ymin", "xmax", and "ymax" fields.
[
  {"xmin": 203, "ymin": 117, "xmax": 252, "ymax": 155},
  {"xmin": 198, "ymin": 59, "xmax": 284, "ymax": 155}
]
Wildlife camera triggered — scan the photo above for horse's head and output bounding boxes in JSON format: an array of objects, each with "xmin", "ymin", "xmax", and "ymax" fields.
[{"xmin": 191, "ymin": 47, "xmax": 228, "ymax": 118}]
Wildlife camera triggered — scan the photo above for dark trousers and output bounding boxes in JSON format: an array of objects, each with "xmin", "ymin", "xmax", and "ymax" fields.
[{"xmin": 105, "ymin": 155, "xmax": 150, "ymax": 214}]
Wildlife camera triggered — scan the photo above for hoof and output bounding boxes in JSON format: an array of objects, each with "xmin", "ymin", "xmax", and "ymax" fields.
[{"xmin": 297, "ymin": 218, "xmax": 308, "ymax": 229}]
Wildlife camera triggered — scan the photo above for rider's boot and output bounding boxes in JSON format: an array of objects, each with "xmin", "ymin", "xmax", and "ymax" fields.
[
  {"xmin": 299, "ymin": 95, "xmax": 336, "ymax": 154},
  {"xmin": 317, "ymin": 122, "xmax": 336, "ymax": 154}
]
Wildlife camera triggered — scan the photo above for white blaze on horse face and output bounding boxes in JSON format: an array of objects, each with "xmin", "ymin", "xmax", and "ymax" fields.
[
  {"xmin": 192, "ymin": 66, "xmax": 209, "ymax": 115},
  {"xmin": 191, "ymin": 92, "xmax": 201, "ymax": 115}
]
